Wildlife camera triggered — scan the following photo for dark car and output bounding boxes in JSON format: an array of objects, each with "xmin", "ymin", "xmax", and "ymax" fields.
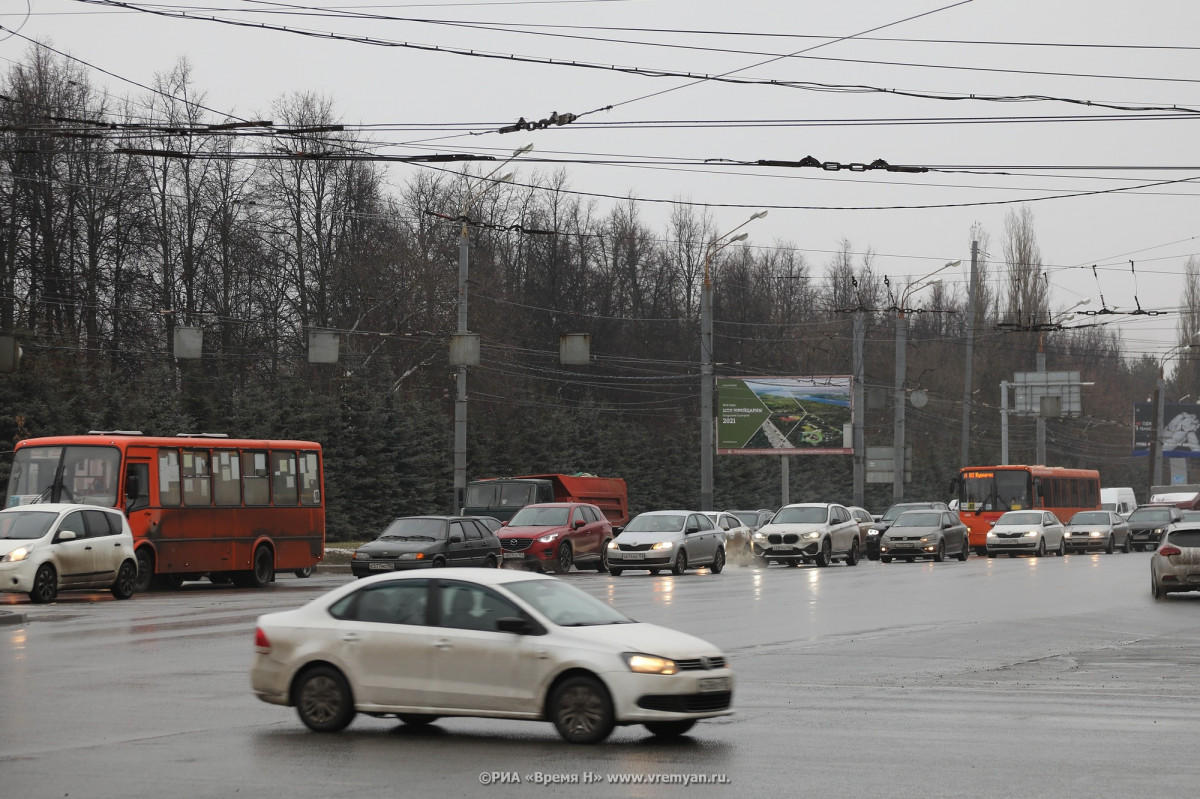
[
  {"xmin": 865, "ymin": 501, "xmax": 950, "ymax": 560},
  {"xmin": 351, "ymin": 516, "xmax": 502, "ymax": 577},
  {"xmin": 1126, "ymin": 504, "xmax": 1184, "ymax": 552},
  {"xmin": 498, "ymin": 502, "xmax": 613, "ymax": 574}
]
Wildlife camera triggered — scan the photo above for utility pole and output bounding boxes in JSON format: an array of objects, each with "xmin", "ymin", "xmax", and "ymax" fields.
[
  {"xmin": 960, "ymin": 240, "xmax": 978, "ymax": 467},
  {"xmin": 852, "ymin": 310, "xmax": 865, "ymax": 507}
]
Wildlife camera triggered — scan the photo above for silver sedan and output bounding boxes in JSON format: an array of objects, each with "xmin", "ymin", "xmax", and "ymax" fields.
[{"xmin": 1064, "ymin": 510, "xmax": 1131, "ymax": 554}]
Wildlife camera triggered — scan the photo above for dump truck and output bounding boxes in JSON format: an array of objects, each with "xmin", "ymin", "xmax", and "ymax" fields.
[{"xmin": 463, "ymin": 473, "xmax": 629, "ymax": 526}]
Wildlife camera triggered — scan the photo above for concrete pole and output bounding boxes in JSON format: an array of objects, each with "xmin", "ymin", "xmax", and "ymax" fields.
[
  {"xmin": 453, "ymin": 229, "xmax": 469, "ymax": 514},
  {"xmin": 853, "ymin": 310, "xmax": 865, "ymax": 507},
  {"xmin": 893, "ymin": 311, "xmax": 907, "ymax": 502},
  {"xmin": 960, "ymin": 241, "xmax": 978, "ymax": 467},
  {"xmin": 1001, "ymin": 380, "xmax": 1010, "ymax": 465},
  {"xmin": 1152, "ymin": 375, "xmax": 1165, "ymax": 487},
  {"xmin": 780, "ymin": 455, "xmax": 790, "ymax": 506},
  {"xmin": 700, "ymin": 267, "xmax": 714, "ymax": 512},
  {"xmin": 1036, "ymin": 343, "xmax": 1046, "ymax": 465}
]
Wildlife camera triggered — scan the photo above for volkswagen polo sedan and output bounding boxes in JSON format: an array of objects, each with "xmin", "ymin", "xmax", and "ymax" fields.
[{"xmin": 251, "ymin": 569, "xmax": 734, "ymax": 743}]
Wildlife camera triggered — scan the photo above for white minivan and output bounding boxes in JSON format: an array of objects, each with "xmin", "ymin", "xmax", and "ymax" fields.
[{"xmin": 1101, "ymin": 487, "xmax": 1137, "ymax": 518}]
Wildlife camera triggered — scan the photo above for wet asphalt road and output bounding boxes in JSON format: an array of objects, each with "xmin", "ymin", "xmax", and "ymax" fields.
[{"xmin": 3, "ymin": 550, "xmax": 1200, "ymax": 798}]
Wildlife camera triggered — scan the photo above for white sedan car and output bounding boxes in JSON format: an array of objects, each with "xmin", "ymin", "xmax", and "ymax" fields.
[
  {"xmin": 0, "ymin": 504, "xmax": 139, "ymax": 603},
  {"xmin": 985, "ymin": 510, "xmax": 1066, "ymax": 558},
  {"xmin": 750, "ymin": 502, "xmax": 862, "ymax": 567},
  {"xmin": 251, "ymin": 569, "xmax": 734, "ymax": 743}
]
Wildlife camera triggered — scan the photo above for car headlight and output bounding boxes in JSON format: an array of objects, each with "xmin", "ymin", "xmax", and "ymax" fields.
[
  {"xmin": 752, "ymin": 531, "xmax": 765, "ymax": 540},
  {"xmin": 1, "ymin": 546, "xmax": 29, "ymax": 563},
  {"xmin": 353, "ymin": 550, "xmax": 370, "ymax": 560},
  {"xmin": 867, "ymin": 530, "xmax": 880, "ymax": 537},
  {"xmin": 607, "ymin": 540, "xmax": 619, "ymax": 550},
  {"xmin": 536, "ymin": 533, "xmax": 559, "ymax": 543},
  {"xmin": 623, "ymin": 653, "xmax": 678, "ymax": 675},
  {"xmin": 1154, "ymin": 527, "xmax": 1166, "ymax": 535},
  {"xmin": 1023, "ymin": 530, "xmax": 1039, "ymax": 537},
  {"xmin": 1090, "ymin": 531, "xmax": 1103, "ymax": 538},
  {"xmin": 651, "ymin": 541, "xmax": 674, "ymax": 551},
  {"xmin": 801, "ymin": 531, "xmax": 820, "ymax": 539}
]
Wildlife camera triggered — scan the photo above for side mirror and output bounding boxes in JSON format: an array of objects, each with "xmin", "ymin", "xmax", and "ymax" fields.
[
  {"xmin": 686, "ymin": 525, "xmax": 700, "ymax": 534},
  {"xmin": 573, "ymin": 519, "xmax": 585, "ymax": 529},
  {"xmin": 57, "ymin": 530, "xmax": 77, "ymax": 542},
  {"xmin": 500, "ymin": 520, "xmax": 508, "ymax": 527},
  {"xmin": 449, "ymin": 534, "xmax": 463, "ymax": 544},
  {"xmin": 496, "ymin": 616, "xmax": 534, "ymax": 635}
]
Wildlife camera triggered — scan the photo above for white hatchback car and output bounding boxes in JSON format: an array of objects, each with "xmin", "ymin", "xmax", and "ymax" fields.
[
  {"xmin": 0, "ymin": 504, "xmax": 139, "ymax": 603},
  {"xmin": 985, "ymin": 510, "xmax": 1066, "ymax": 558},
  {"xmin": 251, "ymin": 569, "xmax": 734, "ymax": 743}
]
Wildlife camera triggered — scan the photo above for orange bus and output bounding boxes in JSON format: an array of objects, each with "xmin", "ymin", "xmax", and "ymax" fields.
[
  {"xmin": 5, "ymin": 432, "xmax": 324, "ymax": 591},
  {"xmin": 950, "ymin": 465, "xmax": 1101, "ymax": 554}
]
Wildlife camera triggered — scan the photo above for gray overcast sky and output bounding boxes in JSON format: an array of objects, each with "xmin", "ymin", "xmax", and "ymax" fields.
[{"xmin": 7, "ymin": 0, "xmax": 1200, "ymax": 368}]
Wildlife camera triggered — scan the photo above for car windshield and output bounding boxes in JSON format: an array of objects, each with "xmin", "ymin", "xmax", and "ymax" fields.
[
  {"xmin": 881, "ymin": 504, "xmax": 928, "ymax": 522},
  {"xmin": 378, "ymin": 518, "xmax": 446, "ymax": 541},
  {"xmin": 623, "ymin": 514, "xmax": 686, "ymax": 533},
  {"xmin": 772, "ymin": 506, "xmax": 828, "ymax": 524},
  {"xmin": 1070, "ymin": 511, "xmax": 1110, "ymax": 525},
  {"xmin": 730, "ymin": 511, "xmax": 759, "ymax": 526},
  {"xmin": 0, "ymin": 510, "xmax": 58, "ymax": 540},
  {"xmin": 893, "ymin": 512, "xmax": 940, "ymax": 527},
  {"xmin": 997, "ymin": 511, "xmax": 1042, "ymax": 525},
  {"xmin": 505, "ymin": 578, "xmax": 633, "ymax": 626},
  {"xmin": 508, "ymin": 506, "xmax": 570, "ymax": 526},
  {"xmin": 1129, "ymin": 508, "xmax": 1172, "ymax": 523}
]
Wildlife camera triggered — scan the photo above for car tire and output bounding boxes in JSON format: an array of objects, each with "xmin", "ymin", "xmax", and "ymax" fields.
[
  {"xmin": 644, "ymin": 720, "xmax": 697, "ymax": 738},
  {"xmin": 986, "ymin": 551, "xmax": 996, "ymax": 558},
  {"xmin": 1152, "ymin": 572, "xmax": 1166, "ymax": 599},
  {"xmin": 880, "ymin": 556, "xmax": 892, "ymax": 564},
  {"xmin": 609, "ymin": 568, "xmax": 623, "ymax": 576},
  {"xmin": 1123, "ymin": 536, "xmax": 1132, "ymax": 554},
  {"xmin": 552, "ymin": 543, "xmax": 573, "ymax": 575},
  {"xmin": 29, "ymin": 563, "xmax": 57, "ymax": 604},
  {"xmin": 549, "ymin": 675, "xmax": 615, "ymax": 744},
  {"xmin": 431, "ymin": 558, "xmax": 447, "ymax": 568},
  {"xmin": 294, "ymin": 665, "xmax": 356, "ymax": 733},
  {"xmin": 845, "ymin": 539, "xmax": 860, "ymax": 567},
  {"xmin": 482, "ymin": 554, "xmax": 498, "ymax": 569},
  {"xmin": 111, "ymin": 560, "xmax": 138, "ymax": 600},
  {"xmin": 755, "ymin": 556, "xmax": 770, "ymax": 567},
  {"xmin": 595, "ymin": 542, "xmax": 611, "ymax": 573},
  {"xmin": 933, "ymin": 541, "xmax": 946, "ymax": 563},
  {"xmin": 710, "ymin": 546, "xmax": 725, "ymax": 574},
  {"xmin": 397, "ymin": 713, "xmax": 439, "ymax": 727},
  {"xmin": 1105, "ymin": 536, "xmax": 1115, "ymax": 555},
  {"xmin": 815, "ymin": 538, "xmax": 832, "ymax": 568},
  {"xmin": 648, "ymin": 568, "xmax": 661, "ymax": 575},
  {"xmin": 957, "ymin": 541, "xmax": 969, "ymax": 561},
  {"xmin": 671, "ymin": 549, "xmax": 688, "ymax": 575},
  {"xmin": 294, "ymin": 566, "xmax": 313, "ymax": 578},
  {"xmin": 1034, "ymin": 538, "xmax": 1046, "ymax": 558},
  {"xmin": 867, "ymin": 551, "xmax": 880, "ymax": 561},
  {"xmin": 134, "ymin": 549, "xmax": 154, "ymax": 594}
]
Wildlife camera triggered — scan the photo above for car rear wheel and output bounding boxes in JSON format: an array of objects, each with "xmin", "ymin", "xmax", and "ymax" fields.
[
  {"xmin": 482, "ymin": 554, "xmax": 498, "ymax": 569},
  {"xmin": 671, "ymin": 549, "xmax": 688, "ymax": 575},
  {"xmin": 815, "ymin": 538, "xmax": 832, "ymax": 567},
  {"xmin": 1056, "ymin": 537, "xmax": 1066, "ymax": 557},
  {"xmin": 1123, "ymin": 536, "xmax": 1132, "ymax": 553},
  {"xmin": 845, "ymin": 539, "xmax": 860, "ymax": 567},
  {"xmin": 644, "ymin": 719, "xmax": 697, "ymax": 738},
  {"xmin": 29, "ymin": 563, "xmax": 57, "ymax": 604},
  {"xmin": 111, "ymin": 560, "xmax": 137, "ymax": 599},
  {"xmin": 595, "ymin": 542, "xmax": 611, "ymax": 573},
  {"xmin": 549, "ymin": 675, "xmax": 615, "ymax": 744},
  {"xmin": 880, "ymin": 556, "xmax": 892, "ymax": 564},
  {"xmin": 552, "ymin": 543, "xmax": 573, "ymax": 575},
  {"xmin": 957, "ymin": 541, "xmax": 969, "ymax": 561},
  {"xmin": 1152, "ymin": 573, "xmax": 1166, "ymax": 599},
  {"xmin": 710, "ymin": 546, "xmax": 725, "ymax": 574},
  {"xmin": 294, "ymin": 666, "xmax": 356, "ymax": 733}
]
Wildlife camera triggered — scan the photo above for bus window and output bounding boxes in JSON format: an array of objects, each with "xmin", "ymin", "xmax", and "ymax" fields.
[
  {"xmin": 243, "ymin": 451, "xmax": 269, "ymax": 506},
  {"xmin": 158, "ymin": 449, "xmax": 181, "ymax": 507},
  {"xmin": 213, "ymin": 449, "xmax": 241, "ymax": 506},
  {"xmin": 182, "ymin": 449, "xmax": 212, "ymax": 506},
  {"xmin": 272, "ymin": 451, "xmax": 298, "ymax": 506},
  {"xmin": 299, "ymin": 451, "xmax": 321, "ymax": 506}
]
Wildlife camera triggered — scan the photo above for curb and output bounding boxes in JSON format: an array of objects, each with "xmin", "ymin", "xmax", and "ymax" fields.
[{"xmin": 0, "ymin": 610, "xmax": 27, "ymax": 627}]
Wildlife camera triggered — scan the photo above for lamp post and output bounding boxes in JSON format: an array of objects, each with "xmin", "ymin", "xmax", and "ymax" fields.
[
  {"xmin": 701, "ymin": 211, "xmax": 767, "ymax": 511},
  {"xmin": 1149, "ymin": 333, "xmax": 1200, "ymax": 493},
  {"xmin": 452, "ymin": 144, "xmax": 533, "ymax": 514},
  {"xmin": 892, "ymin": 260, "xmax": 960, "ymax": 501}
]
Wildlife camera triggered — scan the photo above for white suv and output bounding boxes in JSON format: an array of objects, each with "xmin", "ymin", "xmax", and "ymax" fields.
[{"xmin": 0, "ymin": 504, "xmax": 138, "ymax": 603}]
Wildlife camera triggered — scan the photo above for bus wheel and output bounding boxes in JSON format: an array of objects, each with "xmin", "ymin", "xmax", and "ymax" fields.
[
  {"xmin": 134, "ymin": 550, "xmax": 154, "ymax": 594},
  {"xmin": 250, "ymin": 547, "xmax": 275, "ymax": 588}
]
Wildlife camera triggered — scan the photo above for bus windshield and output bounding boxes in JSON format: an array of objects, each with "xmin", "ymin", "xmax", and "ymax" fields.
[
  {"xmin": 960, "ymin": 469, "xmax": 1030, "ymax": 511},
  {"xmin": 7, "ymin": 445, "xmax": 121, "ymax": 507}
]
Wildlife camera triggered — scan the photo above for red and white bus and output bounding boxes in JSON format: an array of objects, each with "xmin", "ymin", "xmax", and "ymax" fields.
[
  {"xmin": 5, "ymin": 432, "xmax": 324, "ymax": 591},
  {"xmin": 951, "ymin": 464, "xmax": 1101, "ymax": 553}
]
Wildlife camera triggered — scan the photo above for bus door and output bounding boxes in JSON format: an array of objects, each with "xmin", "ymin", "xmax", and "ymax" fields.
[{"xmin": 124, "ymin": 448, "xmax": 156, "ymax": 537}]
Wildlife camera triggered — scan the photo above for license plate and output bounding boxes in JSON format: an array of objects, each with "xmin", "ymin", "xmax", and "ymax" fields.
[
  {"xmin": 771, "ymin": 546, "xmax": 796, "ymax": 553},
  {"xmin": 502, "ymin": 552, "xmax": 524, "ymax": 559},
  {"xmin": 623, "ymin": 552, "xmax": 645, "ymax": 560},
  {"xmin": 367, "ymin": 562, "xmax": 394, "ymax": 570},
  {"xmin": 698, "ymin": 676, "xmax": 730, "ymax": 692}
]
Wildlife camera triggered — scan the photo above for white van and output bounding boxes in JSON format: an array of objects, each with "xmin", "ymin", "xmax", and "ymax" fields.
[{"xmin": 1100, "ymin": 487, "xmax": 1137, "ymax": 518}]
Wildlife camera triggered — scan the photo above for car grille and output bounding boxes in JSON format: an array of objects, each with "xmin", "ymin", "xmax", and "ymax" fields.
[
  {"xmin": 617, "ymin": 543, "xmax": 654, "ymax": 552},
  {"xmin": 676, "ymin": 656, "xmax": 727, "ymax": 671},
  {"xmin": 994, "ymin": 533, "xmax": 1025, "ymax": 539},
  {"xmin": 637, "ymin": 692, "xmax": 732, "ymax": 713},
  {"xmin": 767, "ymin": 534, "xmax": 800, "ymax": 544},
  {"xmin": 503, "ymin": 538, "xmax": 533, "ymax": 552}
]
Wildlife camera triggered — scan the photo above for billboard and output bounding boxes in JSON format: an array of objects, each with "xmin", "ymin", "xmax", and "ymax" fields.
[
  {"xmin": 1132, "ymin": 402, "xmax": 1200, "ymax": 457},
  {"xmin": 717, "ymin": 375, "xmax": 852, "ymax": 455}
]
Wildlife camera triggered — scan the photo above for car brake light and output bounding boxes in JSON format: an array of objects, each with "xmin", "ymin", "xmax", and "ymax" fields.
[
  {"xmin": 254, "ymin": 627, "xmax": 271, "ymax": 653},
  {"xmin": 1159, "ymin": 545, "xmax": 1182, "ymax": 557}
]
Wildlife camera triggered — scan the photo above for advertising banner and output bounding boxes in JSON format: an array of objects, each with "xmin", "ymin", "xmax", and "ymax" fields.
[
  {"xmin": 717, "ymin": 376, "xmax": 852, "ymax": 455},
  {"xmin": 1132, "ymin": 402, "xmax": 1200, "ymax": 457}
]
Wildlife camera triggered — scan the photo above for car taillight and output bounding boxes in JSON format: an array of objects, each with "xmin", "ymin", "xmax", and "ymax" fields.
[
  {"xmin": 1159, "ymin": 545, "xmax": 1182, "ymax": 557},
  {"xmin": 254, "ymin": 627, "xmax": 271, "ymax": 653}
]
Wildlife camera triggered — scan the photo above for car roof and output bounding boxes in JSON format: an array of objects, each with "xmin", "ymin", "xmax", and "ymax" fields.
[
  {"xmin": 0, "ymin": 503, "xmax": 116, "ymax": 514},
  {"xmin": 519, "ymin": 502, "xmax": 588, "ymax": 508},
  {"xmin": 357, "ymin": 567, "xmax": 556, "ymax": 588},
  {"xmin": 635, "ymin": 510, "xmax": 696, "ymax": 515},
  {"xmin": 780, "ymin": 502, "xmax": 838, "ymax": 509}
]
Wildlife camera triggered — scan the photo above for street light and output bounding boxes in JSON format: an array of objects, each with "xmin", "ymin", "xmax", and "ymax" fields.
[
  {"xmin": 452, "ymin": 143, "xmax": 533, "ymax": 514},
  {"xmin": 893, "ymin": 260, "xmax": 959, "ymax": 501},
  {"xmin": 701, "ymin": 210, "xmax": 767, "ymax": 511},
  {"xmin": 1149, "ymin": 332, "xmax": 1200, "ymax": 492}
]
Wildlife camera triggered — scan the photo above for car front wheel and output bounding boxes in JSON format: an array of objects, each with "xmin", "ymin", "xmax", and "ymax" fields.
[
  {"xmin": 29, "ymin": 563, "xmax": 57, "ymax": 604},
  {"xmin": 549, "ymin": 676, "xmax": 615, "ymax": 744},
  {"xmin": 933, "ymin": 541, "xmax": 946, "ymax": 563},
  {"xmin": 815, "ymin": 538, "xmax": 832, "ymax": 567},
  {"xmin": 671, "ymin": 549, "xmax": 689, "ymax": 575},
  {"xmin": 552, "ymin": 542, "xmax": 573, "ymax": 575},
  {"xmin": 710, "ymin": 546, "xmax": 725, "ymax": 574}
]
